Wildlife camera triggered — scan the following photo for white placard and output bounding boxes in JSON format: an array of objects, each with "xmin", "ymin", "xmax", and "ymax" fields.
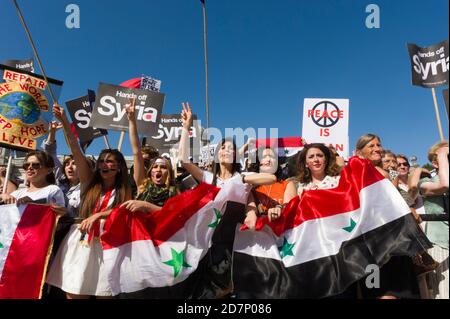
[{"xmin": 302, "ymin": 98, "xmax": 350, "ymax": 158}]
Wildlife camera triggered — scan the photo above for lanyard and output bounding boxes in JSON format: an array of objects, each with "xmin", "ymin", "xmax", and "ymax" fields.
[{"xmin": 87, "ymin": 188, "xmax": 114, "ymax": 244}]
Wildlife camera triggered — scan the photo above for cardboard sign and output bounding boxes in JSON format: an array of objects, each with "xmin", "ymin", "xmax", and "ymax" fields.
[
  {"xmin": 90, "ymin": 83, "xmax": 165, "ymax": 136},
  {"xmin": 66, "ymin": 90, "xmax": 107, "ymax": 145},
  {"xmin": 407, "ymin": 40, "xmax": 449, "ymax": 88},
  {"xmin": 150, "ymin": 114, "xmax": 200, "ymax": 158},
  {"xmin": 302, "ymin": 98, "xmax": 349, "ymax": 158},
  {"xmin": 0, "ymin": 65, "xmax": 63, "ymax": 151},
  {"xmin": 200, "ymin": 143, "xmax": 217, "ymax": 165},
  {"xmin": 140, "ymin": 75, "xmax": 161, "ymax": 92},
  {"xmin": 2, "ymin": 59, "xmax": 34, "ymax": 73}
]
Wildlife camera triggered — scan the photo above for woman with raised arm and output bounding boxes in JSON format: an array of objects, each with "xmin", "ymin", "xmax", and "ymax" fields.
[
  {"xmin": 120, "ymin": 98, "xmax": 178, "ymax": 213},
  {"xmin": 179, "ymin": 103, "xmax": 276, "ymax": 230},
  {"xmin": 46, "ymin": 103, "xmax": 131, "ymax": 299},
  {"xmin": 42, "ymin": 120, "xmax": 81, "ymax": 217},
  {"xmin": 178, "ymin": 103, "xmax": 276, "ymax": 188},
  {"xmin": 178, "ymin": 102, "xmax": 274, "ymax": 298}
]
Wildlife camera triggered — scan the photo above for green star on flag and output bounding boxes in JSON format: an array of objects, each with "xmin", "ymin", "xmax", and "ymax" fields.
[
  {"xmin": 163, "ymin": 248, "xmax": 191, "ymax": 278},
  {"xmin": 343, "ymin": 218, "xmax": 357, "ymax": 233},
  {"xmin": 208, "ymin": 208, "xmax": 222, "ymax": 228},
  {"xmin": 0, "ymin": 229, "xmax": 3, "ymax": 248},
  {"xmin": 278, "ymin": 237, "xmax": 295, "ymax": 258},
  {"xmin": 284, "ymin": 149, "xmax": 289, "ymax": 155}
]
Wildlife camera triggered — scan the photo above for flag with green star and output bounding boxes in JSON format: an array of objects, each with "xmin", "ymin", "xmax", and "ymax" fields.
[
  {"xmin": 255, "ymin": 137, "xmax": 304, "ymax": 158},
  {"xmin": 101, "ymin": 180, "xmax": 250, "ymax": 298},
  {"xmin": 232, "ymin": 157, "xmax": 432, "ymax": 299},
  {"xmin": 163, "ymin": 248, "xmax": 192, "ymax": 278},
  {"xmin": 278, "ymin": 237, "xmax": 295, "ymax": 259}
]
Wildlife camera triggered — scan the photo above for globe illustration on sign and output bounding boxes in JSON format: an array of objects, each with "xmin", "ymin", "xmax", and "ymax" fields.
[{"xmin": 0, "ymin": 92, "xmax": 41, "ymax": 124}]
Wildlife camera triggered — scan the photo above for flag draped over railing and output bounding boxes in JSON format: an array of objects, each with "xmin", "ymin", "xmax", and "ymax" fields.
[{"xmin": 233, "ymin": 157, "xmax": 432, "ymax": 298}]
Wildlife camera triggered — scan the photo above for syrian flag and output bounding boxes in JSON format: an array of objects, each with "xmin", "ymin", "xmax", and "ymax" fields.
[
  {"xmin": 101, "ymin": 180, "xmax": 249, "ymax": 298},
  {"xmin": 0, "ymin": 204, "xmax": 58, "ymax": 299},
  {"xmin": 256, "ymin": 137, "xmax": 304, "ymax": 158},
  {"xmin": 233, "ymin": 157, "xmax": 432, "ymax": 299}
]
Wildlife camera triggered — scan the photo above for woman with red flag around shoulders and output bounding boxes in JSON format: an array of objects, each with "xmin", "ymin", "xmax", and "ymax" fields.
[
  {"xmin": 355, "ymin": 133, "xmax": 422, "ymax": 299},
  {"xmin": 266, "ymin": 142, "xmax": 342, "ymax": 223}
]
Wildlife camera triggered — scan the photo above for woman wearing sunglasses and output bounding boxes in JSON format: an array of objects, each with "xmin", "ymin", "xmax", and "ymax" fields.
[
  {"xmin": 120, "ymin": 99, "xmax": 178, "ymax": 213},
  {"xmin": 46, "ymin": 104, "xmax": 131, "ymax": 299},
  {"xmin": 0, "ymin": 150, "xmax": 65, "ymax": 207}
]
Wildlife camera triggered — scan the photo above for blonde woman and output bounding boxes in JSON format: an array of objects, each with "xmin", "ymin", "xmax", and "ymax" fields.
[{"xmin": 120, "ymin": 99, "xmax": 178, "ymax": 213}]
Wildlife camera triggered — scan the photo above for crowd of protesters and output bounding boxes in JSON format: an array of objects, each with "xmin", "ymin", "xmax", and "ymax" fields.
[{"xmin": 0, "ymin": 101, "xmax": 448, "ymax": 300}]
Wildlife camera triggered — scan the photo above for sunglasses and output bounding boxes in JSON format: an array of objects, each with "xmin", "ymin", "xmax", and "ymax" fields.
[
  {"xmin": 22, "ymin": 162, "xmax": 42, "ymax": 170},
  {"xmin": 398, "ymin": 162, "xmax": 409, "ymax": 167}
]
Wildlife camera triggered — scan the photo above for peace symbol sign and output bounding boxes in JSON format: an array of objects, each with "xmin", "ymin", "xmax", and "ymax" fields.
[{"xmin": 311, "ymin": 101, "xmax": 340, "ymax": 128}]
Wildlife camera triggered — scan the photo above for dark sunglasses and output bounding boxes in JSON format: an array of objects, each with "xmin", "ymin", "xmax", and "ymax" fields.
[
  {"xmin": 22, "ymin": 162, "xmax": 42, "ymax": 170},
  {"xmin": 397, "ymin": 162, "xmax": 409, "ymax": 167}
]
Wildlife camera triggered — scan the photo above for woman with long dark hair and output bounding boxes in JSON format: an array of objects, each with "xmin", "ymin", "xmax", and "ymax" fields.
[
  {"xmin": 177, "ymin": 103, "xmax": 275, "ymax": 298},
  {"xmin": 0, "ymin": 150, "xmax": 64, "ymax": 206},
  {"xmin": 244, "ymin": 146, "xmax": 289, "ymax": 228},
  {"xmin": 178, "ymin": 103, "xmax": 275, "ymax": 188},
  {"xmin": 46, "ymin": 104, "xmax": 131, "ymax": 299},
  {"xmin": 283, "ymin": 143, "xmax": 342, "ymax": 203}
]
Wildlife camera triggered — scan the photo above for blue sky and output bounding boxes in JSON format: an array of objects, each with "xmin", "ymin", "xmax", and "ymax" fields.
[{"xmin": 1, "ymin": 0, "xmax": 449, "ymax": 164}]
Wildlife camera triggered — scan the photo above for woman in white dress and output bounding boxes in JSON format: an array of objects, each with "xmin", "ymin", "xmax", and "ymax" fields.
[
  {"xmin": 46, "ymin": 104, "xmax": 131, "ymax": 299},
  {"xmin": 177, "ymin": 103, "xmax": 275, "ymax": 298}
]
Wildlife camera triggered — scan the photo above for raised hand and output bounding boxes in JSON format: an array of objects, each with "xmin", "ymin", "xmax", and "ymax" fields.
[
  {"xmin": 181, "ymin": 102, "xmax": 193, "ymax": 129},
  {"xmin": 125, "ymin": 97, "xmax": 136, "ymax": 121},
  {"xmin": 437, "ymin": 146, "xmax": 449, "ymax": 157},
  {"xmin": 47, "ymin": 120, "xmax": 63, "ymax": 143},
  {"xmin": 52, "ymin": 103, "xmax": 68, "ymax": 123},
  {"xmin": 49, "ymin": 120, "xmax": 63, "ymax": 133}
]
